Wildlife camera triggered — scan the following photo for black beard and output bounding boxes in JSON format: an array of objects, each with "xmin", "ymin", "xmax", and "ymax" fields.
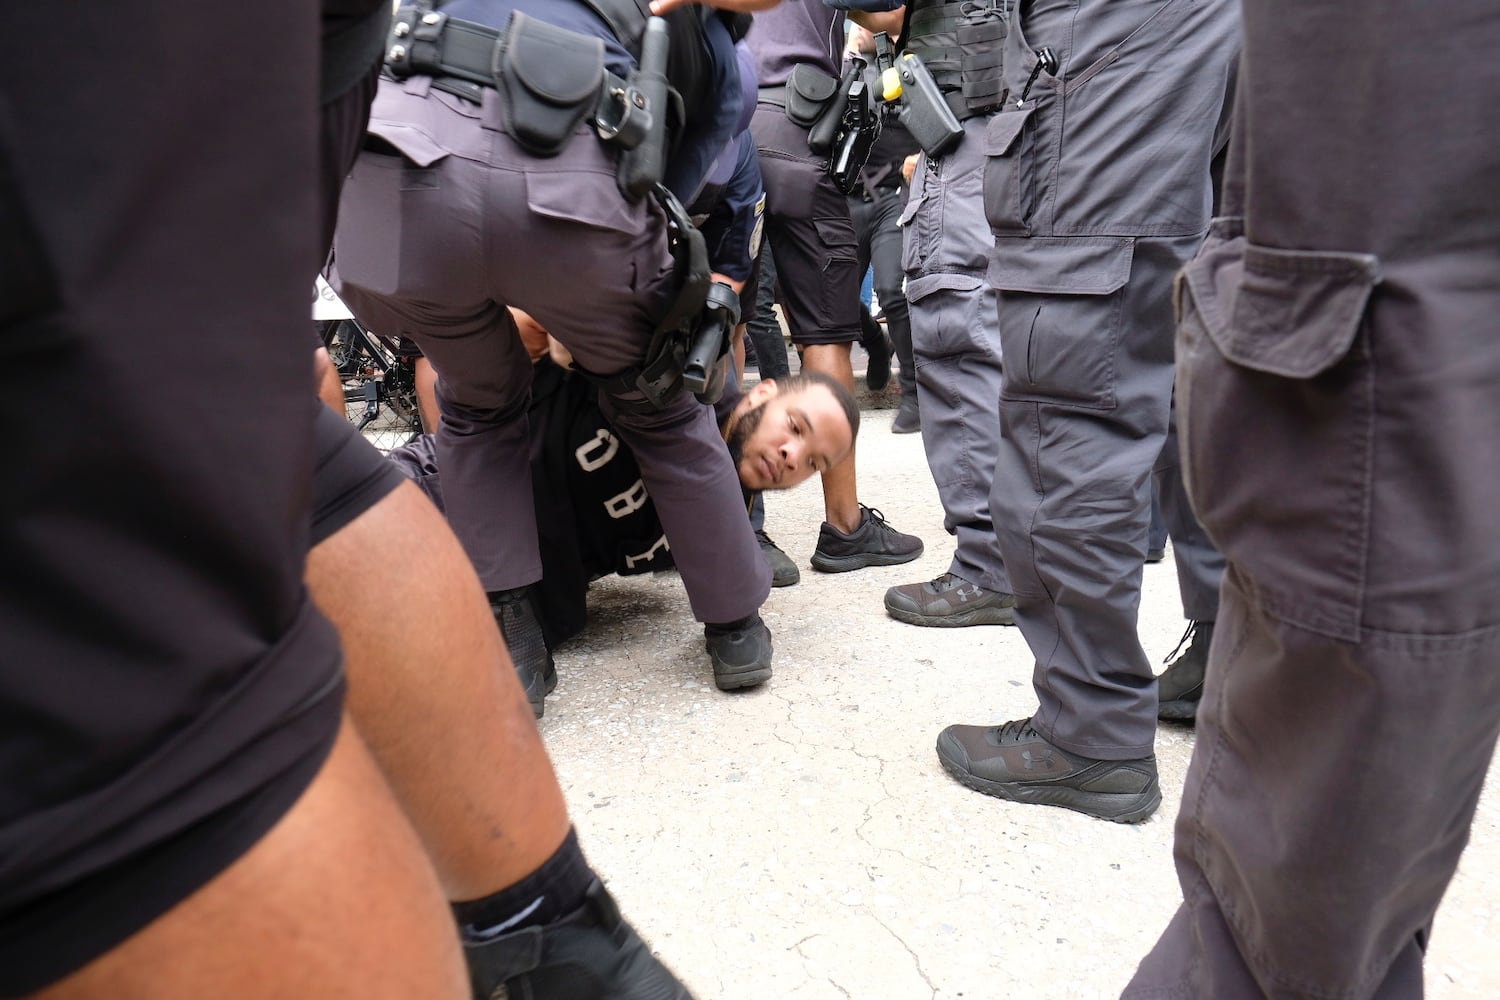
[{"xmin": 725, "ymin": 398, "xmax": 768, "ymax": 473}]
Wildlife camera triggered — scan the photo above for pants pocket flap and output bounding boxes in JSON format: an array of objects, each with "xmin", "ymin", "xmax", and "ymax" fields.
[
  {"xmin": 988, "ymin": 236, "xmax": 1133, "ymax": 295},
  {"xmin": 984, "ymin": 103, "xmax": 1034, "ymax": 156},
  {"xmin": 1187, "ymin": 239, "xmax": 1382, "ymax": 378},
  {"xmin": 526, "ymin": 169, "xmax": 640, "ymax": 235},
  {"xmin": 366, "ymin": 121, "xmax": 450, "ymax": 168}
]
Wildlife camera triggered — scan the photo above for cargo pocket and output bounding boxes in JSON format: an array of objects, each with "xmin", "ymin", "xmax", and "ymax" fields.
[
  {"xmin": 811, "ymin": 214, "xmax": 861, "ymax": 332},
  {"xmin": 981, "ymin": 103, "xmax": 1036, "ymax": 237},
  {"xmin": 897, "ymin": 185, "xmax": 928, "ymax": 274},
  {"xmin": 1176, "ymin": 237, "xmax": 1382, "ymax": 640},
  {"xmin": 992, "ymin": 236, "xmax": 1134, "ymax": 408}
]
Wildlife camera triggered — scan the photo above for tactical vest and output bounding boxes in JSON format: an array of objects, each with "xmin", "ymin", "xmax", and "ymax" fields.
[{"xmin": 904, "ymin": 0, "xmax": 1009, "ymax": 120}]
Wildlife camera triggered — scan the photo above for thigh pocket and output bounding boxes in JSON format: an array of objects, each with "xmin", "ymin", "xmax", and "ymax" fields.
[
  {"xmin": 809, "ymin": 215, "xmax": 861, "ymax": 332},
  {"xmin": 993, "ymin": 236, "xmax": 1133, "ymax": 408},
  {"xmin": 1176, "ymin": 237, "xmax": 1382, "ymax": 640},
  {"xmin": 982, "ymin": 103, "xmax": 1036, "ymax": 237}
]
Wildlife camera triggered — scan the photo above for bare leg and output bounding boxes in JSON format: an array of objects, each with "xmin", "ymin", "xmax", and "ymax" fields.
[
  {"xmin": 305, "ymin": 479, "xmax": 571, "ymax": 898},
  {"xmin": 801, "ymin": 341, "xmax": 861, "ymax": 532},
  {"xmin": 415, "ymin": 355, "xmax": 441, "ymax": 435},
  {"xmin": 36, "ymin": 718, "xmax": 468, "ymax": 1000},
  {"xmin": 314, "ymin": 347, "xmax": 346, "ymax": 416}
]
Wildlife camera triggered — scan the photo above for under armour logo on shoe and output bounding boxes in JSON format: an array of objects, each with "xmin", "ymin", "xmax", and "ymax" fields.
[{"xmin": 1021, "ymin": 749, "xmax": 1055, "ymax": 771}]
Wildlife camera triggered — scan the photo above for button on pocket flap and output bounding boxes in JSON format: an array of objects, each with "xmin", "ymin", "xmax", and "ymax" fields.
[
  {"xmin": 988, "ymin": 236, "xmax": 1134, "ymax": 295},
  {"xmin": 1196, "ymin": 242, "xmax": 1381, "ymax": 379},
  {"xmin": 526, "ymin": 170, "xmax": 639, "ymax": 235},
  {"xmin": 367, "ymin": 121, "xmax": 449, "ymax": 168},
  {"xmin": 984, "ymin": 104, "xmax": 1034, "ymax": 157}
]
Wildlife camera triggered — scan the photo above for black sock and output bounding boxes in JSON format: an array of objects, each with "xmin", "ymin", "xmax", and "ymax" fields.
[{"xmin": 452, "ymin": 827, "xmax": 595, "ymax": 942}]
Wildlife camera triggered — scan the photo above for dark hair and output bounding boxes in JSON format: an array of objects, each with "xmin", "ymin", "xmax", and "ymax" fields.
[{"xmin": 773, "ymin": 371, "xmax": 861, "ymax": 441}]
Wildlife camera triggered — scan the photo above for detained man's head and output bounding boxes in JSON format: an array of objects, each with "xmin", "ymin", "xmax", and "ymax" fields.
[{"xmin": 725, "ymin": 372, "xmax": 860, "ymax": 492}]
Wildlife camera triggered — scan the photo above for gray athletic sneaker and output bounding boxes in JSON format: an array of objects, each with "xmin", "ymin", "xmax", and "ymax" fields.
[
  {"xmin": 810, "ymin": 505, "xmax": 923, "ymax": 573},
  {"xmin": 755, "ymin": 529, "xmax": 800, "ymax": 588},
  {"xmin": 884, "ymin": 573, "xmax": 1016, "ymax": 627},
  {"xmin": 936, "ymin": 718, "xmax": 1160, "ymax": 824}
]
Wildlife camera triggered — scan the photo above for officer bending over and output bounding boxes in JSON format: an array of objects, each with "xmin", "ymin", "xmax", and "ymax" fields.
[{"xmin": 334, "ymin": 0, "xmax": 787, "ymax": 710}]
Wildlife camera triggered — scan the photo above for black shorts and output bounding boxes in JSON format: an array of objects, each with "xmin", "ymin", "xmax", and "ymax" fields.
[
  {"xmin": 751, "ymin": 104, "xmax": 863, "ymax": 347},
  {"xmin": 1, "ymin": 8, "xmax": 354, "ymax": 993}
]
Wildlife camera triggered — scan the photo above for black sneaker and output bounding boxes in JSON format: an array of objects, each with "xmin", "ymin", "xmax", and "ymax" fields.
[
  {"xmin": 937, "ymin": 719, "xmax": 1160, "ymax": 823},
  {"xmin": 1145, "ymin": 546, "xmax": 1167, "ymax": 564},
  {"xmin": 464, "ymin": 879, "xmax": 695, "ymax": 1000},
  {"xmin": 891, "ymin": 395, "xmax": 920, "ymax": 434},
  {"xmin": 1157, "ymin": 620, "xmax": 1214, "ymax": 722},
  {"xmin": 810, "ymin": 505, "xmax": 923, "ymax": 573},
  {"xmin": 704, "ymin": 613, "xmax": 773, "ymax": 691},
  {"xmin": 491, "ymin": 587, "xmax": 558, "ymax": 719},
  {"xmin": 755, "ymin": 529, "xmax": 800, "ymax": 588},
  {"xmin": 885, "ymin": 573, "xmax": 1016, "ymax": 627}
]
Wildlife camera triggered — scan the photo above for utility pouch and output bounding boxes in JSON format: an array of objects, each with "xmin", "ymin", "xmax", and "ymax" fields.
[
  {"xmin": 494, "ymin": 12, "xmax": 606, "ymax": 156},
  {"xmin": 785, "ymin": 64, "xmax": 844, "ymax": 156},
  {"xmin": 956, "ymin": 8, "xmax": 1008, "ymax": 116}
]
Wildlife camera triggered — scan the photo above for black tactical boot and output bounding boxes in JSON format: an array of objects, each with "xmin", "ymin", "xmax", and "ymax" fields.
[
  {"xmin": 1156, "ymin": 620, "xmax": 1214, "ymax": 722},
  {"xmin": 490, "ymin": 586, "xmax": 558, "ymax": 719},
  {"xmin": 465, "ymin": 879, "xmax": 695, "ymax": 1000}
]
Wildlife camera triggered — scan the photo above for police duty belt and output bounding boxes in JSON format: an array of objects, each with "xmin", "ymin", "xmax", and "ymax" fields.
[{"xmin": 385, "ymin": 6, "xmax": 651, "ymax": 153}]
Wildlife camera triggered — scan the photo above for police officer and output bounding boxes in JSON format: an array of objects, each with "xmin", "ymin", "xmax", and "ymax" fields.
[
  {"xmin": 1128, "ymin": 1, "xmax": 1500, "ymax": 993},
  {"xmin": 334, "ymin": 0, "xmax": 780, "ymax": 708},
  {"xmin": 877, "ymin": 0, "xmax": 1018, "ymax": 629},
  {"xmin": 745, "ymin": 0, "xmax": 926, "ymax": 575},
  {"xmin": 843, "ymin": 25, "xmax": 920, "ymax": 434},
  {"xmin": 934, "ymin": 0, "xmax": 1239, "ymax": 823}
]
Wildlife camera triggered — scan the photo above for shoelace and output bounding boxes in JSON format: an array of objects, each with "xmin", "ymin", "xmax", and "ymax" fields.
[
  {"xmin": 994, "ymin": 717, "xmax": 1038, "ymax": 743},
  {"xmin": 1163, "ymin": 621, "xmax": 1205, "ymax": 666},
  {"xmin": 861, "ymin": 505, "xmax": 903, "ymax": 536},
  {"xmin": 754, "ymin": 529, "xmax": 784, "ymax": 552}
]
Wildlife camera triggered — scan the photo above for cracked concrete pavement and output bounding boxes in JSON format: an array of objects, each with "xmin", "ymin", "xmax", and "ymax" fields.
[{"xmin": 535, "ymin": 388, "xmax": 1500, "ymax": 1000}]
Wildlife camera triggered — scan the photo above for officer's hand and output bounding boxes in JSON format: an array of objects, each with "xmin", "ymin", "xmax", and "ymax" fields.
[
  {"xmin": 901, "ymin": 152, "xmax": 920, "ymax": 185},
  {"xmin": 649, "ymin": 0, "xmax": 781, "ymax": 15}
]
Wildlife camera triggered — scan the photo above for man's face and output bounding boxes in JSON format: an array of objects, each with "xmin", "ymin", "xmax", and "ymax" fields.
[{"xmin": 727, "ymin": 383, "xmax": 854, "ymax": 492}]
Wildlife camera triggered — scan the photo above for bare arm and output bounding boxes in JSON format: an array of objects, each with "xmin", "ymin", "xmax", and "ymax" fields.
[
  {"xmin": 649, "ymin": 0, "xmax": 781, "ymax": 15},
  {"xmin": 848, "ymin": 8, "xmax": 905, "ymax": 38}
]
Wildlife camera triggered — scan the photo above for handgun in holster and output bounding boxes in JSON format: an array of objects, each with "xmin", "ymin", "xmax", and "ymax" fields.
[
  {"xmin": 681, "ymin": 280, "xmax": 739, "ymax": 405},
  {"xmin": 827, "ymin": 58, "xmax": 882, "ymax": 195},
  {"xmin": 874, "ymin": 33, "xmax": 964, "ymax": 158}
]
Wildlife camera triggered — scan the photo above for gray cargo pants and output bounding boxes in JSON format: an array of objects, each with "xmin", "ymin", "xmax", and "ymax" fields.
[
  {"xmin": 335, "ymin": 77, "xmax": 769, "ymax": 624},
  {"xmin": 983, "ymin": 0, "xmax": 1239, "ymax": 758},
  {"xmin": 1126, "ymin": 1, "xmax": 1500, "ymax": 995},
  {"xmin": 902, "ymin": 116, "xmax": 1009, "ymax": 596}
]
